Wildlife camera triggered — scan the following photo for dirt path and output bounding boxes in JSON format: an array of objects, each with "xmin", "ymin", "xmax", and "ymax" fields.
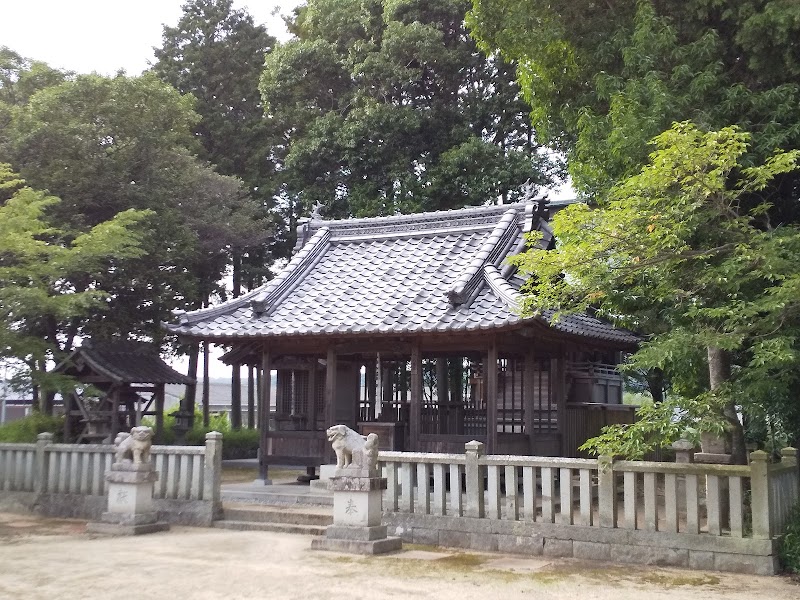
[{"xmin": 0, "ymin": 512, "xmax": 798, "ymax": 600}]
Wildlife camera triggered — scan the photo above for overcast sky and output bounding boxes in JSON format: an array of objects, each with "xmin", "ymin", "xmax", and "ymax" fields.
[{"xmin": 1, "ymin": 0, "xmax": 297, "ymax": 75}]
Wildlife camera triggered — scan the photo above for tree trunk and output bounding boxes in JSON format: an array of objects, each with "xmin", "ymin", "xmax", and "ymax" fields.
[
  {"xmin": 38, "ymin": 359, "xmax": 54, "ymax": 415},
  {"xmin": 645, "ymin": 367, "xmax": 665, "ymax": 404},
  {"xmin": 707, "ymin": 346, "xmax": 747, "ymax": 464}
]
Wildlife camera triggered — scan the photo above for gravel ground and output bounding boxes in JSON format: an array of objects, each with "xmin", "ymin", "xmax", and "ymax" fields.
[{"xmin": 0, "ymin": 511, "xmax": 798, "ymax": 600}]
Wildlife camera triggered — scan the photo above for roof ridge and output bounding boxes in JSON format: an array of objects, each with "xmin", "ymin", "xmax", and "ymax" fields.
[
  {"xmin": 252, "ymin": 227, "xmax": 331, "ymax": 316},
  {"xmin": 447, "ymin": 208, "xmax": 519, "ymax": 306},
  {"xmin": 173, "ymin": 227, "xmax": 332, "ymax": 326},
  {"xmin": 294, "ymin": 202, "xmax": 530, "ymax": 251},
  {"xmin": 483, "ymin": 265, "xmax": 522, "ymax": 312}
]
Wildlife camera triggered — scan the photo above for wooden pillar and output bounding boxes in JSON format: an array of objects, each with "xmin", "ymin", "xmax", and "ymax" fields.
[
  {"xmin": 258, "ymin": 347, "xmax": 272, "ymax": 483},
  {"xmin": 486, "ymin": 340, "xmax": 498, "ymax": 454},
  {"xmin": 552, "ymin": 354, "xmax": 567, "ymax": 455},
  {"xmin": 247, "ymin": 366, "xmax": 255, "ymax": 429},
  {"xmin": 308, "ymin": 361, "xmax": 318, "ymax": 430},
  {"xmin": 366, "ymin": 357, "xmax": 377, "ymax": 420},
  {"xmin": 110, "ymin": 386, "xmax": 120, "ymax": 439},
  {"xmin": 155, "ymin": 384, "xmax": 165, "ymax": 443},
  {"xmin": 410, "ymin": 342, "xmax": 422, "ymax": 451},
  {"xmin": 325, "ymin": 346, "xmax": 338, "ymax": 463},
  {"xmin": 256, "ymin": 366, "xmax": 263, "ymax": 428},
  {"xmin": 202, "ymin": 341, "xmax": 210, "ymax": 427},
  {"xmin": 325, "ymin": 347, "xmax": 338, "ymax": 429},
  {"xmin": 63, "ymin": 392, "xmax": 73, "ymax": 442},
  {"xmin": 231, "ymin": 364, "xmax": 242, "ymax": 430},
  {"xmin": 523, "ymin": 351, "xmax": 536, "ymax": 452}
]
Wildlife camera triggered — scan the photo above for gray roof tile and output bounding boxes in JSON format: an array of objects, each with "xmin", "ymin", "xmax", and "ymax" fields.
[{"xmin": 165, "ymin": 202, "xmax": 638, "ymax": 346}]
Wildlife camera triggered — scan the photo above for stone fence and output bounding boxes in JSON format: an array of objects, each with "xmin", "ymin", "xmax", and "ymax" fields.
[
  {"xmin": 378, "ymin": 443, "xmax": 799, "ymax": 574},
  {"xmin": 0, "ymin": 432, "xmax": 223, "ymax": 525}
]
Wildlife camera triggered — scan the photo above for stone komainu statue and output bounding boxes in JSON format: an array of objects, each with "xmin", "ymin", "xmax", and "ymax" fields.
[
  {"xmin": 114, "ymin": 426, "xmax": 154, "ymax": 465},
  {"xmin": 326, "ymin": 424, "xmax": 378, "ymax": 476}
]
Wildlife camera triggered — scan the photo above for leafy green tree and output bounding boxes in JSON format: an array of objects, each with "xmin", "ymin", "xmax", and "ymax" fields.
[
  {"xmin": 0, "ymin": 166, "xmax": 149, "ymax": 405},
  {"xmin": 261, "ymin": 0, "xmax": 559, "ymax": 229},
  {"xmin": 3, "ymin": 71, "xmax": 267, "ymax": 357},
  {"xmin": 511, "ymin": 123, "xmax": 800, "ymax": 461},
  {"xmin": 468, "ymin": 0, "xmax": 800, "ymax": 213}
]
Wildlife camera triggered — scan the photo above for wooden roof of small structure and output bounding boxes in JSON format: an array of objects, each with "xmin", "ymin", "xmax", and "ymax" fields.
[
  {"xmin": 165, "ymin": 200, "xmax": 639, "ymax": 349},
  {"xmin": 55, "ymin": 340, "xmax": 194, "ymax": 385}
]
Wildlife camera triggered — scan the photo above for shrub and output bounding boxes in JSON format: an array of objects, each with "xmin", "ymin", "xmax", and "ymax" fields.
[
  {"xmin": 219, "ymin": 429, "xmax": 259, "ymax": 460},
  {"xmin": 0, "ymin": 413, "xmax": 64, "ymax": 443},
  {"xmin": 780, "ymin": 502, "xmax": 800, "ymax": 574}
]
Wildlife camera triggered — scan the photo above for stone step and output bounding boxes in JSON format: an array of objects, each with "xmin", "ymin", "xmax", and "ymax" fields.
[
  {"xmin": 222, "ymin": 504, "xmax": 333, "ymax": 527},
  {"xmin": 221, "ymin": 489, "xmax": 333, "ymax": 507},
  {"xmin": 212, "ymin": 520, "xmax": 328, "ymax": 536}
]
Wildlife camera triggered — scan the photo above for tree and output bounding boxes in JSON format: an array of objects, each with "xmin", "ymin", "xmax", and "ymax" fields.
[
  {"xmin": 153, "ymin": 0, "xmax": 280, "ymax": 274},
  {"xmin": 2, "ymin": 70, "xmax": 268, "ymax": 383},
  {"xmin": 468, "ymin": 1, "xmax": 800, "ymax": 213},
  {"xmin": 0, "ymin": 166, "xmax": 149, "ymax": 404},
  {"xmin": 510, "ymin": 123, "xmax": 800, "ymax": 460},
  {"xmin": 153, "ymin": 0, "xmax": 279, "ymax": 428},
  {"xmin": 260, "ymin": 0, "xmax": 559, "ymax": 229}
]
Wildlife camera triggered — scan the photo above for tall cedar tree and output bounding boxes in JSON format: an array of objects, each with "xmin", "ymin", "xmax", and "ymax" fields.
[{"xmin": 153, "ymin": 0, "xmax": 278, "ymax": 427}]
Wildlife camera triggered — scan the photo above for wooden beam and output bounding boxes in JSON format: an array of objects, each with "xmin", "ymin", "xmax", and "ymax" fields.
[
  {"xmin": 259, "ymin": 347, "xmax": 272, "ymax": 482},
  {"xmin": 486, "ymin": 339, "xmax": 499, "ymax": 454},
  {"xmin": 410, "ymin": 342, "xmax": 422, "ymax": 451}
]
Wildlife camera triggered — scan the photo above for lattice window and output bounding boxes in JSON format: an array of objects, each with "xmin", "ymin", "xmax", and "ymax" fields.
[{"xmin": 497, "ymin": 357, "xmax": 525, "ymax": 434}]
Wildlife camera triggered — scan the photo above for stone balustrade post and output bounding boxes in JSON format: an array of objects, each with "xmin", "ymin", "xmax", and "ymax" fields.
[
  {"xmin": 34, "ymin": 432, "xmax": 53, "ymax": 495},
  {"xmin": 781, "ymin": 447, "xmax": 799, "ymax": 501},
  {"xmin": 672, "ymin": 439, "xmax": 695, "ymax": 464},
  {"xmin": 749, "ymin": 450, "xmax": 771, "ymax": 539},
  {"xmin": 465, "ymin": 440, "xmax": 485, "ymax": 518},
  {"xmin": 204, "ymin": 431, "xmax": 223, "ymax": 509},
  {"xmin": 597, "ymin": 455, "xmax": 616, "ymax": 528}
]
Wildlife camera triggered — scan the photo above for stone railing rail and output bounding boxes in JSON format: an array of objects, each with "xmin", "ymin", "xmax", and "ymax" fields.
[
  {"xmin": 378, "ymin": 443, "xmax": 799, "ymax": 541},
  {"xmin": 0, "ymin": 432, "xmax": 223, "ymax": 525}
]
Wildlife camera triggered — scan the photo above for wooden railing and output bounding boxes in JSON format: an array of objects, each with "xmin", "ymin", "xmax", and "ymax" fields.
[{"xmin": 378, "ymin": 443, "xmax": 799, "ymax": 540}]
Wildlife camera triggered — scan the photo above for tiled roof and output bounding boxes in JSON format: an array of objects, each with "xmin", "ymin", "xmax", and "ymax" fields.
[
  {"xmin": 164, "ymin": 202, "xmax": 638, "ymax": 346},
  {"xmin": 55, "ymin": 340, "xmax": 195, "ymax": 385}
]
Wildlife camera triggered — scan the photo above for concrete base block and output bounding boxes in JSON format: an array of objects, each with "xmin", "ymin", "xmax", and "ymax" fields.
[
  {"xmin": 86, "ymin": 520, "xmax": 170, "ymax": 536},
  {"xmin": 411, "ymin": 527, "xmax": 439, "ymax": 546},
  {"xmin": 326, "ymin": 524, "xmax": 388, "ymax": 541},
  {"xmin": 542, "ymin": 538, "xmax": 573, "ymax": 557},
  {"xmin": 311, "ymin": 536, "xmax": 402, "ymax": 555},
  {"xmin": 100, "ymin": 511, "xmax": 159, "ymax": 526},
  {"xmin": 689, "ymin": 550, "xmax": 716, "ymax": 571}
]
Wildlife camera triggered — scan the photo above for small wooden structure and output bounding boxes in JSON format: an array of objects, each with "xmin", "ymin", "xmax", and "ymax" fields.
[
  {"xmin": 166, "ymin": 200, "xmax": 639, "ymax": 480},
  {"xmin": 55, "ymin": 340, "xmax": 194, "ymax": 443}
]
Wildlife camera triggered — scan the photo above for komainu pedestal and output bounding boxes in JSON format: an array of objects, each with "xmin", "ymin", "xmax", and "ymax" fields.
[
  {"xmin": 311, "ymin": 425, "xmax": 401, "ymax": 554},
  {"xmin": 87, "ymin": 426, "xmax": 169, "ymax": 535}
]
